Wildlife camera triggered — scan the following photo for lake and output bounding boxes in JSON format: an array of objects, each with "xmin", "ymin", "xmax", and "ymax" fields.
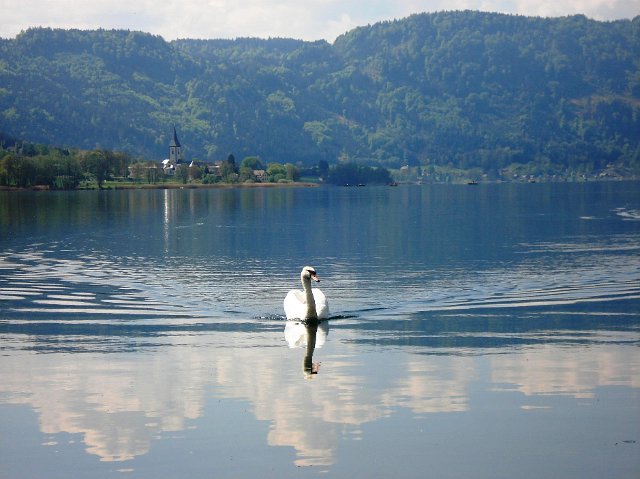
[{"xmin": 1, "ymin": 182, "xmax": 639, "ymax": 478}]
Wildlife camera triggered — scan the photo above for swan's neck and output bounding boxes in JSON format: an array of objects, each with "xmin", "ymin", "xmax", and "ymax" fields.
[{"xmin": 302, "ymin": 277, "xmax": 317, "ymax": 319}]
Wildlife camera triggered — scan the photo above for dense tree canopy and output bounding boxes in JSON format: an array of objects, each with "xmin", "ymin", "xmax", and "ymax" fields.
[
  {"xmin": 0, "ymin": 133, "xmax": 135, "ymax": 189},
  {"xmin": 0, "ymin": 12, "xmax": 638, "ymax": 178}
]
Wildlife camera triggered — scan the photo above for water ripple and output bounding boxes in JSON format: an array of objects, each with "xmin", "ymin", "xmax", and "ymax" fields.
[{"xmin": 1, "ymin": 230, "xmax": 639, "ymax": 323}]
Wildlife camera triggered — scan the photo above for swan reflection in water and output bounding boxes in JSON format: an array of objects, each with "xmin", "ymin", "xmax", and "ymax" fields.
[
  {"xmin": 283, "ymin": 266, "xmax": 330, "ymax": 377},
  {"xmin": 284, "ymin": 318, "xmax": 329, "ymax": 377}
]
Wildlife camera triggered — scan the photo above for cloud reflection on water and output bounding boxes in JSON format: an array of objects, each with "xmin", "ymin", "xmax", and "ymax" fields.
[
  {"xmin": 1, "ymin": 324, "xmax": 638, "ymax": 467},
  {"xmin": 1, "ymin": 184, "xmax": 639, "ymax": 474}
]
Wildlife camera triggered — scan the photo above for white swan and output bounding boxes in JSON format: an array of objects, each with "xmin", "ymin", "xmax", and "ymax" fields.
[{"xmin": 284, "ymin": 266, "xmax": 329, "ymax": 320}]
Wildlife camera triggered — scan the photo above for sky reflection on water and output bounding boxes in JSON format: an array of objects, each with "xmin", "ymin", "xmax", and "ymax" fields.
[
  {"xmin": 1, "ymin": 182, "xmax": 639, "ymax": 478},
  {"xmin": 1, "ymin": 317, "xmax": 638, "ymax": 476}
]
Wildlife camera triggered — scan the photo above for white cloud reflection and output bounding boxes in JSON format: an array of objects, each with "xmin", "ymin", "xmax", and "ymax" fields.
[{"xmin": 1, "ymin": 327, "xmax": 639, "ymax": 467}]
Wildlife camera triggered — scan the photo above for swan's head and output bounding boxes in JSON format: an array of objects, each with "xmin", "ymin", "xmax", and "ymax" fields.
[{"xmin": 301, "ymin": 266, "xmax": 320, "ymax": 282}]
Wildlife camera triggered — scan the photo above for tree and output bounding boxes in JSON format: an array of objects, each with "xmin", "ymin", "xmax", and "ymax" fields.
[
  {"xmin": 0, "ymin": 154, "xmax": 36, "ymax": 187},
  {"xmin": 285, "ymin": 163, "xmax": 300, "ymax": 181},
  {"xmin": 327, "ymin": 162, "xmax": 392, "ymax": 185},
  {"xmin": 175, "ymin": 164, "xmax": 189, "ymax": 184},
  {"xmin": 146, "ymin": 161, "xmax": 161, "ymax": 183},
  {"xmin": 188, "ymin": 164, "xmax": 203, "ymax": 181},
  {"xmin": 241, "ymin": 156, "xmax": 264, "ymax": 170},
  {"xmin": 226, "ymin": 153, "xmax": 238, "ymax": 172},
  {"xmin": 318, "ymin": 159, "xmax": 329, "ymax": 180},
  {"xmin": 79, "ymin": 150, "xmax": 111, "ymax": 188},
  {"xmin": 238, "ymin": 166, "xmax": 255, "ymax": 182},
  {"xmin": 266, "ymin": 162, "xmax": 287, "ymax": 182},
  {"xmin": 219, "ymin": 161, "xmax": 238, "ymax": 182}
]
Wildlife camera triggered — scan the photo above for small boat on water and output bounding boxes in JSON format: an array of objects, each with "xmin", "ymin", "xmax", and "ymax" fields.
[{"xmin": 467, "ymin": 180, "xmax": 478, "ymax": 185}]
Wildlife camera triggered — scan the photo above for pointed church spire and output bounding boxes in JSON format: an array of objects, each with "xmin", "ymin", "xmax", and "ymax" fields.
[
  {"xmin": 170, "ymin": 126, "xmax": 181, "ymax": 148},
  {"xmin": 169, "ymin": 126, "xmax": 183, "ymax": 163}
]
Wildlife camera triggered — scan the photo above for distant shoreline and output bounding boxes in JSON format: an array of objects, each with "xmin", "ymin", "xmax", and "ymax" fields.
[
  {"xmin": 1, "ymin": 178, "xmax": 638, "ymax": 192},
  {"xmin": 0, "ymin": 182, "xmax": 322, "ymax": 192},
  {"xmin": 109, "ymin": 182, "xmax": 321, "ymax": 190}
]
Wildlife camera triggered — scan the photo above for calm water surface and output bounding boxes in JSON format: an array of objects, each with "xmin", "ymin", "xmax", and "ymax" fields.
[{"xmin": 1, "ymin": 182, "xmax": 639, "ymax": 478}]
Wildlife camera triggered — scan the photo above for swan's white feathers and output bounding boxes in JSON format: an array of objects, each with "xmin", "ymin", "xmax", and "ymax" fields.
[
  {"xmin": 283, "ymin": 267, "xmax": 329, "ymax": 320},
  {"xmin": 284, "ymin": 289, "xmax": 305, "ymax": 320},
  {"xmin": 312, "ymin": 288, "xmax": 329, "ymax": 319}
]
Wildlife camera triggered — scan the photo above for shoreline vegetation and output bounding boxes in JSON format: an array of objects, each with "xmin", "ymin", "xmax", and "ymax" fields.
[
  {"xmin": 0, "ymin": 181, "xmax": 322, "ymax": 192},
  {"xmin": 2, "ymin": 138, "xmax": 637, "ymax": 192},
  {"xmin": 0, "ymin": 140, "xmax": 396, "ymax": 190}
]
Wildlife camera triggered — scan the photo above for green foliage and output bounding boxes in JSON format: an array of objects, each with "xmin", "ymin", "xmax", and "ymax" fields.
[
  {"xmin": 0, "ymin": 138, "xmax": 132, "ymax": 189},
  {"xmin": 0, "ymin": 12, "xmax": 639, "ymax": 179},
  {"xmin": 175, "ymin": 164, "xmax": 189, "ymax": 184},
  {"xmin": 240, "ymin": 156, "xmax": 263, "ymax": 170},
  {"xmin": 238, "ymin": 166, "xmax": 255, "ymax": 182},
  {"xmin": 327, "ymin": 162, "xmax": 392, "ymax": 185},
  {"xmin": 201, "ymin": 173, "xmax": 219, "ymax": 184},
  {"xmin": 219, "ymin": 155, "xmax": 239, "ymax": 182},
  {"xmin": 285, "ymin": 163, "xmax": 300, "ymax": 182},
  {"xmin": 266, "ymin": 162, "xmax": 287, "ymax": 182}
]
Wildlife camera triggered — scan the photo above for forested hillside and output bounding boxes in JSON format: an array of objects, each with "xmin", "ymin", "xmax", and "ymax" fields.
[{"xmin": 1, "ymin": 11, "xmax": 638, "ymax": 178}]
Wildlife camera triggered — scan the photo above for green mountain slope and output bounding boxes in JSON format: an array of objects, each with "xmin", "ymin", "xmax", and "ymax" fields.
[{"xmin": 1, "ymin": 11, "xmax": 638, "ymax": 176}]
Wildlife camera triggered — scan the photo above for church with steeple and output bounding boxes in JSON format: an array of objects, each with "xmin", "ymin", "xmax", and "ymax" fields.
[
  {"xmin": 162, "ymin": 126, "xmax": 183, "ymax": 175},
  {"xmin": 169, "ymin": 126, "xmax": 183, "ymax": 164}
]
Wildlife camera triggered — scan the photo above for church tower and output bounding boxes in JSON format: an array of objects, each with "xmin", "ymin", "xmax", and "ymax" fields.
[{"xmin": 169, "ymin": 126, "xmax": 183, "ymax": 164}]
